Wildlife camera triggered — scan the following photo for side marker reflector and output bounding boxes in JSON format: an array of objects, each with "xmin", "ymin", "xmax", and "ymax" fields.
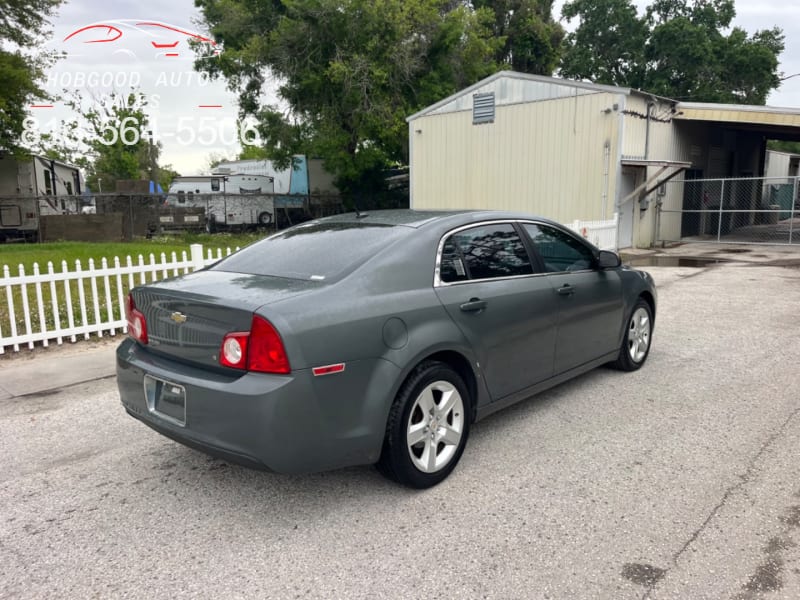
[{"xmin": 312, "ymin": 363, "xmax": 346, "ymax": 377}]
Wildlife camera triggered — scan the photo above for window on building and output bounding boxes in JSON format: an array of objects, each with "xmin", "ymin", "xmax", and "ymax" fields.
[
  {"xmin": 44, "ymin": 171, "xmax": 53, "ymax": 194},
  {"xmin": 473, "ymin": 92, "xmax": 495, "ymax": 125},
  {"xmin": 211, "ymin": 178, "xmax": 220, "ymax": 192},
  {"xmin": 65, "ymin": 182, "xmax": 73, "ymax": 195}
]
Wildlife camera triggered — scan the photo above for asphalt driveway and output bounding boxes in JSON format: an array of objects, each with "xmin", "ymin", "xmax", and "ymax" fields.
[{"xmin": 1, "ymin": 251, "xmax": 799, "ymax": 599}]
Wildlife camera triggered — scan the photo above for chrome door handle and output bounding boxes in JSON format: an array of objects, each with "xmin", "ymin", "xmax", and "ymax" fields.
[{"xmin": 557, "ymin": 284, "xmax": 575, "ymax": 296}]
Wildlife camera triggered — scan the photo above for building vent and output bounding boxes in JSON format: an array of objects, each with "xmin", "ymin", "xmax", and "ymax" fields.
[{"xmin": 473, "ymin": 92, "xmax": 495, "ymax": 124}]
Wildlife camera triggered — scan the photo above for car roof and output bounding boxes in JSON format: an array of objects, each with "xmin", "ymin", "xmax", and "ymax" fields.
[{"xmin": 317, "ymin": 209, "xmax": 562, "ymax": 230}]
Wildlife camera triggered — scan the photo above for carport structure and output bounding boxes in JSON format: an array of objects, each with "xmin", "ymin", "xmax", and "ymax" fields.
[
  {"xmin": 407, "ymin": 71, "xmax": 800, "ymax": 249},
  {"xmin": 656, "ymin": 103, "xmax": 800, "ymax": 246}
]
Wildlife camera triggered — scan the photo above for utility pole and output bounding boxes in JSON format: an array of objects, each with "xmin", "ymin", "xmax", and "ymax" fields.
[
  {"xmin": 148, "ymin": 131, "xmax": 159, "ymax": 191},
  {"xmin": 148, "ymin": 131, "xmax": 160, "ymax": 235}
]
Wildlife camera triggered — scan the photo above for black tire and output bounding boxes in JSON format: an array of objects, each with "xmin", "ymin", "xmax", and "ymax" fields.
[
  {"xmin": 257, "ymin": 211, "xmax": 273, "ymax": 226},
  {"xmin": 610, "ymin": 298, "xmax": 653, "ymax": 371},
  {"xmin": 377, "ymin": 361, "xmax": 471, "ymax": 488},
  {"xmin": 205, "ymin": 214, "xmax": 217, "ymax": 234}
]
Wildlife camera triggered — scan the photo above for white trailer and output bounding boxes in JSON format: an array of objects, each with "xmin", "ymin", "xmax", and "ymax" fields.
[
  {"xmin": 0, "ymin": 155, "xmax": 84, "ymax": 241},
  {"xmin": 166, "ymin": 174, "xmax": 276, "ymax": 229}
]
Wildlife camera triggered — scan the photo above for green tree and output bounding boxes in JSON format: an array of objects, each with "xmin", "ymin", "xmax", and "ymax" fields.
[
  {"xmin": 0, "ymin": 0, "xmax": 63, "ymax": 153},
  {"xmin": 473, "ymin": 0, "xmax": 564, "ymax": 75},
  {"xmin": 158, "ymin": 165, "xmax": 181, "ymax": 191},
  {"xmin": 84, "ymin": 94, "xmax": 155, "ymax": 193},
  {"xmin": 38, "ymin": 91, "xmax": 156, "ymax": 192},
  {"xmin": 560, "ymin": 0, "xmax": 784, "ymax": 104},
  {"xmin": 767, "ymin": 140, "xmax": 800, "ymax": 155},
  {"xmin": 238, "ymin": 145, "xmax": 270, "ymax": 161},
  {"xmin": 560, "ymin": 0, "xmax": 647, "ymax": 87},
  {"xmin": 194, "ymin": 0, "xmax": 503, "ymax": 195}
]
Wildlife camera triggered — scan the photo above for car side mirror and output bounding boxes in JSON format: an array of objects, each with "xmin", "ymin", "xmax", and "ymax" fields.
[{"xmin": 597, "ymin": 250, "xmax": 621, "ymax": 269}]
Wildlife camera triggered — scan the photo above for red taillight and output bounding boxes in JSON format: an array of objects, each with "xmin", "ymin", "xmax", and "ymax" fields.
[
  {"xmin": 219, "ymin": 315, "xmax": 290, "ymax": 374},
  {"xmin": 125, "ymin": 293, "xmax": 148, "ymax": 344}
]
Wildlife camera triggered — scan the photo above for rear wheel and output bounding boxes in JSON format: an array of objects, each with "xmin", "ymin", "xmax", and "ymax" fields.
[
  {"xmin": 611, "ymin": 299, "xmax": 653, "ymax": 371},
  {"xmin": 377, "ymin": 361, "xmax": 470, "ymax": 488},
  {"xmin": 257, "ymin": 211, "xmax": 273, "ymax": 226}
]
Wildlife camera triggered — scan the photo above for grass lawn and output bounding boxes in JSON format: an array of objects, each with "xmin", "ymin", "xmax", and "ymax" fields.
[
  {"xmin": 0, "ymin": 232, "xmax": 264, "ymax": 273},
  {"xmin": 0, "ymin": 232, "xmax": 265, "ymax": 350}
]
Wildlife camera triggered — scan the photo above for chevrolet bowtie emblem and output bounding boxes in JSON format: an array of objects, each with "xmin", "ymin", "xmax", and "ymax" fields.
[{"xmin": 170, "ymin": 311, "xmax": 187, "ymax": 324}]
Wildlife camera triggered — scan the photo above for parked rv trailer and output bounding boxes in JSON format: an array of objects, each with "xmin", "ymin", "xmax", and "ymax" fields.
[
  {"xmin": 166, "ymin": 174, "xmax": 276, "ymax": 230},
  {"xmin": 212, "ymin": 156, "xmax": 342, "ymax": 226},
  {"xmin": 0, "ymin": 155, "xmax": 84, "ymax": 241}
]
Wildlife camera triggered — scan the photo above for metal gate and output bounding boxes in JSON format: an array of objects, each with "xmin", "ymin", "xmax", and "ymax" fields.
[{"xmin": 657, "ymin": 176, "xmax": 799, "ymax": 245}]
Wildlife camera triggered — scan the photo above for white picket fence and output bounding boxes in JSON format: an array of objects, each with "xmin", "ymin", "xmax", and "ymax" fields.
[
  {"xmin": 566, "ymin": 213, "xmax": 619, "ymax": 250},
  {"xmin": 1, "ymin": 217, "xmax": 620, "ymax": 354},
  {"xmin": 0, "ymin": 244, "xmax": 238, "ymax": 354}
]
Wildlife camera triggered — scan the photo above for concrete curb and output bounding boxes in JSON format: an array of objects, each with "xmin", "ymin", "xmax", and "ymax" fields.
[{"xmin": 0, "ymin": 344, "xmax": 118, "ymax": 398}]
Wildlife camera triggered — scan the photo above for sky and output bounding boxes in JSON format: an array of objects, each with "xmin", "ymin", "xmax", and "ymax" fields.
[{"xmin": 36, "ymin": 0, "xmax": 800, "ymax": 179}]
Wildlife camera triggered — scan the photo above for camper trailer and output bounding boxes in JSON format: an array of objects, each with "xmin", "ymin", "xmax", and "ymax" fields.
[
  {"xmin": 0, "ymin": 155, "xmax": 83, "ymax": 241},
  {"xmin": 166, "ymin": 174, "xmax": 276, "ymax": 230},
  {"xmin": 212, "ymin": 156, "xmax": 342, "ymax": 226}
]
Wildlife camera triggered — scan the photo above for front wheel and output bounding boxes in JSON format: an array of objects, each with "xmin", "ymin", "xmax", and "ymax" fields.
[
  {"xmin": 610, "ymin": 299, "xmax": 653, "ymax": 371},
  {"xmin": 377, "ymin": 361, "xmax": 470, "ymax": 488}
]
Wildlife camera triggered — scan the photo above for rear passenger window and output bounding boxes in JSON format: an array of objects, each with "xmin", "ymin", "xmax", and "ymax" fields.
[
  {"xmin": 440, "ymin": 223, "xmax": 533, "ymax": 283},
  {"xmin": 523, "ymin": 223, "xmax": 594, "ymax": 272}
]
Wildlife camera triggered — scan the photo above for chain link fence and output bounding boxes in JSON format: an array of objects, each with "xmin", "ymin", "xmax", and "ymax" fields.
[
  {"xmin": 657, "ymin": 176, "xmax": 799, "ymax": 245},
  {"xmin": 0, "ymin": 193, "xmax": 348, "ymax": 242}
]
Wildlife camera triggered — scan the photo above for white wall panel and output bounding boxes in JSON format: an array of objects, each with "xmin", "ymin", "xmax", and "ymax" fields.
[{"xmin": 410, "ymin": 92, "xmax": 622, "ymax": 224}]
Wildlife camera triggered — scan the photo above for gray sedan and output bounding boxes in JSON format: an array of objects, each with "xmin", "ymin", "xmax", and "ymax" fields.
[{"xmin": 116, "ymin": 210, "xmax": 656, "ymax": 488}]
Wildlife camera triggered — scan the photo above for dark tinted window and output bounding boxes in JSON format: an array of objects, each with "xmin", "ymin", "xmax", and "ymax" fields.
[
  {"xmin": 523, "ymin": 223, "xmax": 595, "ymax": 272},
  {"xmin": 440, "ymin": 223, "xmax": 532, "ymax": 283},
  {"xmin": 212, "ymin": 222, "xmax": 408, "ymax": 281},
  {"xmin": 439, "ymin": 238, "xmax": 469, "ymax": 283}
]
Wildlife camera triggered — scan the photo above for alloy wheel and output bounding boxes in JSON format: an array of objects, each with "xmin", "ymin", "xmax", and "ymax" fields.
[
  {"xmin": 405, "ymin": 381, "xmax": 465, "ymax": 474},
  {"xmin": 627, "ymin": 307, "xmax": 651, "ymax": 363}
]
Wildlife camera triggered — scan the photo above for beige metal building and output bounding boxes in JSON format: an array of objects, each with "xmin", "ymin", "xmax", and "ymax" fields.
[{"xmin": 407, "ymin": 71, "xmax": 800, "ymax": 248}]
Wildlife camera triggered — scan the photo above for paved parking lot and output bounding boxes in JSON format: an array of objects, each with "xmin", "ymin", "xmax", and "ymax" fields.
[{"xmin": 2, "ymin": 250, "xmax": 800, "ymax": 599}]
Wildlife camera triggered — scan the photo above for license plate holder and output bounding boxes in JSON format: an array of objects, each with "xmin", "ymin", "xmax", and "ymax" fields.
[{"xmin": 144, "ymin": 375, "xmax": 186, "ymax": 426}]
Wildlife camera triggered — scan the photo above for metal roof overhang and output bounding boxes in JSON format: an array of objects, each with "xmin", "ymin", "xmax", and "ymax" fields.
[
  {"xmin": 675, "ymin": 104, "xmax": 800, "ymax": 140},
  {"xmin": 620, "ymin": 159, "xmax": 692, "ymax": 204}
]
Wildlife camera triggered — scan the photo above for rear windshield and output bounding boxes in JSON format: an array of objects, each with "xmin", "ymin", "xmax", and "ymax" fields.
[{"xmin": 210, "ymin": 221, "xmax": 409, "ymax": 281}]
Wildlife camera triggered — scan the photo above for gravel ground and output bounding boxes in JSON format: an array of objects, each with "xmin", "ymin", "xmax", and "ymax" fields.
[{"xmin": 1, "ymin": 258, "xmax": 799, "ymax": 599}]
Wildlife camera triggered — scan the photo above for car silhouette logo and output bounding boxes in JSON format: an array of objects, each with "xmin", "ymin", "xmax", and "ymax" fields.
[{"xmin": 61, "ymin": 20, "xmax": 220, "ymax": 60}]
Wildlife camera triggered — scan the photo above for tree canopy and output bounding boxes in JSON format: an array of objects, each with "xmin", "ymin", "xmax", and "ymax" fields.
[
  {"xmin": 194, "ymin": 0, "xmax": 564, "ymax": 194},
  {"xmin": 193, "ymin": 0, "xmax": 786, "ymax": 193},
  {"xmin": 36, "ymin": 91, "xmax": 162, "ymax": 193},
  {"xmin": 0, "ymin": 0, "xmax": 63, "ymax": 154},
  {"xmin": 194, "ymin": 0, "xmax": 503, "ymax": 193},
  {"xmin": 560, "ymin": 0, "xmax": 784, "ymax": 104},
  {"xmin": 473, "ymin": 0, "xmax": 564, "ymax": 74}
]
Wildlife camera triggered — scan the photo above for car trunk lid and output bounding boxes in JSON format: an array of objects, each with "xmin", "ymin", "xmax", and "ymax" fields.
[{"xmin": 131, "ymin": 270, "xmax": 319, "ymax": 370}]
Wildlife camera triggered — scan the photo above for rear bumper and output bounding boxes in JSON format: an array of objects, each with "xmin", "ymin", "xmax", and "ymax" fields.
[
  {"xmin": 116, "ymin": 338, "xmax": 400, "ymax": 473},
  {"xmin": 125, "ymin": 408, "xmax": 271, "ymax": 470}
]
